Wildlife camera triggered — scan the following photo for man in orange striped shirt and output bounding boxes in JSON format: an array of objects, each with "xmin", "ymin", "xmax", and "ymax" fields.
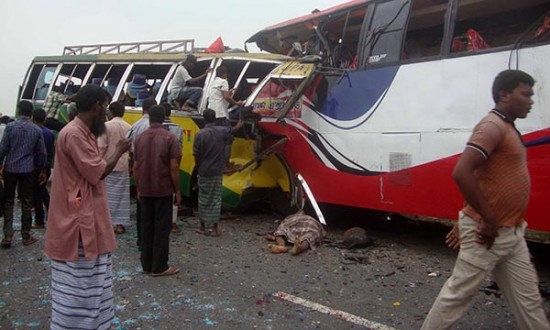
[{"xmin": 422, "ymin": 70, "xmax": 549, "ymax": 329}]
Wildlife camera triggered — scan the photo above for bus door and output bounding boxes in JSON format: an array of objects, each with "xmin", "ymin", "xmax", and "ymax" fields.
[{"xmin": 357, "ymin": 0, "xmax": 412, "ymax": 68}]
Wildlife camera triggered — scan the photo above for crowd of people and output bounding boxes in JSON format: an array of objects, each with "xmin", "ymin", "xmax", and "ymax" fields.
[
  {"xmin": 0, "ymin": 64, "xmax": 548, "ymax": 329},
  {"xmin": 0, "ymin": 63, "xmax": 249, "ymax": 327}
]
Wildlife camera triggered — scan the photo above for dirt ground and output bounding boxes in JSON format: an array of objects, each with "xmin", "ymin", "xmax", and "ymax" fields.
[{"xmin": 0, "ymin": 200, "xmax": 549, "ymax": 330}]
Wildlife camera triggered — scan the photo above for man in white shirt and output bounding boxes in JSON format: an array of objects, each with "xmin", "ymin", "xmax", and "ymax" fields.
[
  {"xmin": 207, "ymin": 66, "xmax": 243, "ymax": 125},
  {"xmin": 169, "ymin": 54, "xmax": 211, "ymax": 111}
]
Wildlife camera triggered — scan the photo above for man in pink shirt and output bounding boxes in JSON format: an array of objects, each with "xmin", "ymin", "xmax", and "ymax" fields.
[
  {"xmin": 98, "ymin": 101, "xmax": 132, "ymax": 235},
  {"xmin": 44, "ymin": 85, "xmax": 131, "ymax": 330}
]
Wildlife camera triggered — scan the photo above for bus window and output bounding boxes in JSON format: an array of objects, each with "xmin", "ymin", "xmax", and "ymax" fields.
[
  {"xmin": 306, "ymin": 7, "xmax": 367, "ymax": 68},
  {"xmin": 402, "ymin": 0, "xmax": 447, "ymax": 60},
  {"xmin": 303, "ymin": 74, "xmax": 329, "ymax": 112},
  {"xmin": 21, "ymin": 64, "xmax": 57, "ymax": 101},
  {"xmin": 121, "ymin": 64, "xmax": 171, "ymax": 107},
  {"xmin": 53, "ymin": 63, "xmax": 91, "ymax": 95},
  {"xmin": 218, "ymin": 60, "xmax": 278, "ymax": 101},
  {"xmin": 165, "ymin": 58, "xmax": 214, "ymax": 108},
  {"xmin": 451, "ymin": 0, "xmax": 550, "ymax": 53},
  {"xmin": 233, "ymin": 62, "xmax": 278, "ymax": 101},
  {"xmin": 252, "ymin": 78, "xmax": 305, "ymax": 118},
  {"xmin": 359, "ymin": 0, "xmax": 411, "ymax": 68},
  {"xmin": 215, "ymin": 59, "xmax": 247, "ymax": 88},
  {"xmin": 86, "ymin": 64, "xmax": 130, "ymax": 100}
]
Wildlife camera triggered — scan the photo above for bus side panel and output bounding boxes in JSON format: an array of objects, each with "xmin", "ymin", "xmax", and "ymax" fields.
[{"xmin": 258, "ymin": 45, "xmax": 550, "ymax": 238}]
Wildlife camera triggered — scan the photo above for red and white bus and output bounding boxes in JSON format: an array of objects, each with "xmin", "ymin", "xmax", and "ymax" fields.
[{"xmin": 244, "ymin": 0, "xmax": 550, "ymax": 242}]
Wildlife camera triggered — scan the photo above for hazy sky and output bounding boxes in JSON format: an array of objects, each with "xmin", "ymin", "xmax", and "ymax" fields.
[{"xmin": 0, "ymin": 0, "xmax": 345, "ymax": 116}]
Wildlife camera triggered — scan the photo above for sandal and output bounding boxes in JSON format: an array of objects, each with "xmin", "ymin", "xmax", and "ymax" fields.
[
  {"xmin": 152, "ymin": 266, "xmax": 179, "ymax": 277},
  {"xmin": 1, "ymin": 236, "xmax": 13, "ymax": 249},
  {"xmin": 195, "ymin": 229, "xmax": 207, "ymax": 235},
  {"xmin": 23, "ymin": 236, "xmax": 37, "ymax": 246}
]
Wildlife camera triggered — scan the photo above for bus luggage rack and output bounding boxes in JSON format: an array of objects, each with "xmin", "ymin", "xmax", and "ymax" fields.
[{"xmin": 63, "ymin": 39, "xmax": 195, "ymax": 55}]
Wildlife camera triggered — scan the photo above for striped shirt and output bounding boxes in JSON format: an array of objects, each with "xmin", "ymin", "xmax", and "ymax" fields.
[
  {"xmin": 128, "ymin": 114, "xmax": 149, "ymax": 151},
  {"xmin": 0, "ymin": 116, "xmax": 46, "ymax": 173},
  {"xmin": 43, "ymin": 91, "xmax": 68, "ymax": 119},
  {"xmin": 462, "ymin": 110, "xmax": 530, "ymax": 227},
  {"xmin": 163, "ymin": 119, "xmax": 183, "ymax": 149}
]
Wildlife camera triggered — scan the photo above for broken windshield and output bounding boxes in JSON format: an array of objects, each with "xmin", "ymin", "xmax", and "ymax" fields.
[{"xmin": 251, "ymin": 77, "xmax": 305, "ymax": 118}]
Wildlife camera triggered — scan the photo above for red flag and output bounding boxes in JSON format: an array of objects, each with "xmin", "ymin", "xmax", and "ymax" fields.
[{"xmin": 206, "ymin": 37, "xmax": 225, "ymax": 53}]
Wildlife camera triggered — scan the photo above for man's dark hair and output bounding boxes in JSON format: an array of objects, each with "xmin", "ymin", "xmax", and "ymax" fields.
[
  {"xmin": 0, "ymin": 115, "xmax": 10, "ymax": 124},
  {"xmin": 203, "ymin": 108, "xmax": 216, "ymax": 123},
  {"xmin": 76, "ymin": 85, "xmax": 107, "ymax": 113},
  {"xmin": 142, "ymin": 98, "xmax": 157, "ymax": 113},
  {"xmin": 160, "ymin": 102, "xmax": 172, "ymax": 118},
  {"xmin": 18, "ymin": 100, "xmax": 34, "ymax": 117},
  {"xmin": 183, "ymin": 54, "xmax": 197, "ymax": 65},
  {"xmin": 52, "ymin": 85, "xmax": 65, "ymax": 93},
  {"xmin": 33, "ymin": 108, "xmax": 47, "ymax": 123},
  {"xmin": 492, "ymin": 70, "xmax": 535, "ymax": 103},
  {"xmin": 149, "ymin": 105, "xmax": 165, "ymax": 124},
  {"xmin": 109, "ymin": 101, "xmax": 125, "ymax": 117},
  {"xmin": 216, "ymin": 66, "xmax": 227, "ymax": 78}
]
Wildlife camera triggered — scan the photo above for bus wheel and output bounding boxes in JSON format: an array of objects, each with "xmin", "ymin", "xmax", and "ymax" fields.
[{"xmin": 267, "ymin": 188, "xmax": 299, "ymax": 218}]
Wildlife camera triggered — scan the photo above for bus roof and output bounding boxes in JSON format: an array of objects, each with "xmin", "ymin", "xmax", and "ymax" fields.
[
  {"xmin": 246, "ymin": 0, "xmax": 369, "ymax": 53},
  {"xmin": 31, "ymin": 51, "xmax": 290, "ymax": 64}
]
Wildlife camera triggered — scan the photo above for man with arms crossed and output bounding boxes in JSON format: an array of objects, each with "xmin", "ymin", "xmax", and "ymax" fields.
[
  {"xmin": 45, "ymin": 85, "xmax": 131, "ymax": 329},
  {"xmin": 421, "ymin": 70, "xmax": 549, "ymax": 329}
]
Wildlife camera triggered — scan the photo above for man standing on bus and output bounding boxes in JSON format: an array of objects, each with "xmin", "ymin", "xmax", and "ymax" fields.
[
  {"xmin": 421, "ymin": 70, "xmax": 549, "ymax": 329},
  {"xmin": 169, "ymin": 54, "xmax": 211, "ymax": 111}
]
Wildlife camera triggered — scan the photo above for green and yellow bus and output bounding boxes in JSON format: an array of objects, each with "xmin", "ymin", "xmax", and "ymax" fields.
[{"xmin": 18, "ymin": 39, "xmax": 295, "ymax": 210}]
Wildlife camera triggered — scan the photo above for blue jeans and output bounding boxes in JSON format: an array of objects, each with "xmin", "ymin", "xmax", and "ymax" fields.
[{"xmin": 175, "ymin": 87, "xmax": 203, "ymax": 106}]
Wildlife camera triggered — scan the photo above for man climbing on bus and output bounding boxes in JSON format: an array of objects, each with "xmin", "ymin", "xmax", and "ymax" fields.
[
  {"xmin": 43, "ymin": 84, "xmax": 76, "ymax": 131},
  {"xmin": 169, "ymin": 54, "xmax": 212, "ymax": 111},
  {"xmin": 421, "ymin": 70, "xmax": 550, "ymax": 330}
]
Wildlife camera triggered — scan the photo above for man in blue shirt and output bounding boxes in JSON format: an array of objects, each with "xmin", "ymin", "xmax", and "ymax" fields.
[
  {"xmin": 193, "ymin": 109, "xmax": 243, "ymax": 237},
  {"xmin": 32, "ymin": 108, "xmax": 55, "ymax": 229},
  {"xmin": 0, "ymin": 101, "xmax": 47, "ymax": 248}
]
